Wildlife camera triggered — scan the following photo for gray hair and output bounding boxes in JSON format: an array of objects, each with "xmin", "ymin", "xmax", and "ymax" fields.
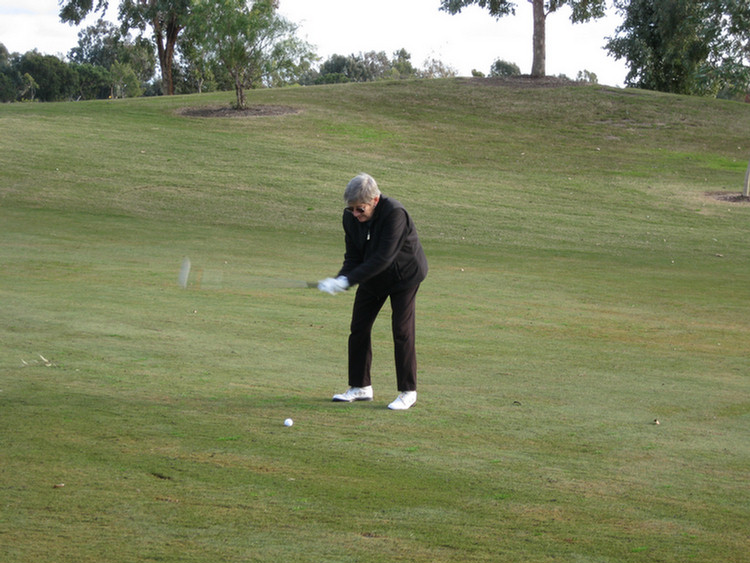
[{"xmin": 344, "ymin": 173, "xmax": 381, "ymax": 205}]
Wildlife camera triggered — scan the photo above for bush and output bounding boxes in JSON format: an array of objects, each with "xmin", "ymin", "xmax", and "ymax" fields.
[{"xmin": 489, "ymin": 59, "xmax": 521, "ymax": 78}]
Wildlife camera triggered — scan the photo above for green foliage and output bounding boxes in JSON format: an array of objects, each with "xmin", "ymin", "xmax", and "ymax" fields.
[
  {"xmin": 0, "ymin": 42, "xmax": 10, "ymax": 66},
  {"xmin": 312, "ymin": 49, "xmax": 425, "ymax": 84},
  {"xmin": 61, "ymin": 0, "xmax": 193, "ymax": 95},
  {"xmin": 420, "ymin": 57, "xmax": 458, "ymax": 79},
  {"xmin": 175, "ymin": 36, "xmax": 219, "ymax": 94},
  {"xmin": 607, "ymin": 0, "xmax": 750, "ymax": 96},
  {"xmin": 263, "ymin": 36, "xmax": 320, "ymax": 88},
  {"xmin": 701, "ymin": 0, "xmax": 750, "ymax": 95},
  {"xmin": 438, "ymin": 0, "xmax": 606, "ymax": 20},
  {"xmin": 439, "ymin": 0, "xmax": 516, "ymax": 18},
  {"xmin": 58, "ymin": 0, "xmax": 109, "ymax": 25},
  {"xmin": 121, "ymin": 0, "xmax": 193, "ymax": 95},
  {"xmin": 110, "ymin": 61, "xmax": 143, "ymax": 98},
  {"xmin": 70, "ymin": 62, "xmax": 112, "ymax": 100},
  {"xmin": 0, "ymin": 72, "xmax": 16, "ymax": 102},
  {"xmin": 576, "ymin": 69, "xmax": 598, "ymax": 83},
  {"xmin": 391, "ymin": 48, "xmax": 417, "ymax": 78},
  {"xmin": 607, "ymin": 0, "xmax": 712, "ymax": 93},
  {"xmin": 189, "ymin": 0, "xmax": 314, "ymax": 108},
  {"xmin": 0, "ymin": 44, "xmax": 19, "ymax": 102},
  {"xmin": 69, "ymin": 19, "xmax": 126, "ymax": 69},
  {"xmin": 489, "ymin": 59, "xmax": 521, "ymax": 77},
  {"xmin": 19, "ymin": 72, "xmax": 38, "ymax": 101},
  {"xmin": 69, "ymin": 19, "xmax": 156, "ymax": 89},
  {"xmin": 16, "ymin": 51, "xmax": 77, "ymax": 102}
]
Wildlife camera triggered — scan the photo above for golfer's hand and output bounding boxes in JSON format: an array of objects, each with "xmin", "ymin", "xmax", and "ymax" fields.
[
  {"xmin": 333, "ymin": 276, "xmax": 350, "ymax": 292},
  {"xmin": 318, "ymin": 276, "xmax": 349, "ymax": 294},
  {"xmin": 317, "ymin": 277, "xmax": 337, "ymax": 294}
]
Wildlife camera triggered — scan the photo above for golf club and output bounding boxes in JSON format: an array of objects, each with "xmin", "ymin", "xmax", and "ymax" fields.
[{"xmin": 177, "ymin": 257, "xmax": 317, "ymax": 290}]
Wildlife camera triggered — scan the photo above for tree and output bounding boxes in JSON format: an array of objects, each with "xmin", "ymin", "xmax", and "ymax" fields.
[
  {"xmin": 313, "ymin": 50, "xmax": 423, "ymax": 84},
  {"xmin": 69, "ymin": 18, "xmax": 126, "ymax": 69},
  {"xmin": 489, "ymin": 59, "xmax": 521, "ymax": 77},
  {"xmin": 420, "ymin": 57, "xmax": 458, "ymax": 79},
  {"xmin": 695, "ymin": 0, "xmax": 750, "ymax": 97},
  {"xmin": 0, "ymin": 43, "xmax": 11, "ymax": 68},
  {"xmin": 440, "ymin": 0, "xmax": 606, "ymax": 77},
  {"xmin": 190, "ymin": 0, "xmax": 314, "ymax": 108},
  {"xmin": 16, "ymin": 51, "xmax": 78, "ymax": 101},
  {"xmin": 576, "ymin": 69, "xmax": 598, "ymax": 83},
  {"xmin": 69, "ymin": 19, "xmax": 156, "ymax": 85},
  {"xmin": 120, "ymin": 0, "xmax": 190, "ymax": 94},
  {"xmin": 262, "ymin": 35, "xmax": 318, "ymax": 88},
  {"xmin": 607, "ymin": 0, "xmax": 750, "ymax": 96},
  {"xmin": 20, "ymin": 73, "xmax": 39, "ymax": 101},
  {"xmin": 606, "ymin": 0, "xmax": 710, "ymax": 93},
  {"xmin": 176, "ymin": 31, "xmax": 216, "ymax": 94},
  {"xmin": 0, "ymin": 72, "xmax": 16, "ymax": 102},
  {"xmin": 317, "ymin": 54, "xmax": 352, "ymax": 83},
  {"xmin": 110, "ymin": 60, "xmax": 143, "ymax": 97},
  {"xmin": 391, "ymin": 48, "xmax": 418, "ymax": 79},
  {"xmin": 59, "ymin": 0, "xmax": 191, "ymax": 95},
  {"xmin": 71, "ymin": 62, "xmax": 112, "ymax": 99},
  {"xmin": 0, "ymin": 44, "xmax": 19, "ymax": 102}
]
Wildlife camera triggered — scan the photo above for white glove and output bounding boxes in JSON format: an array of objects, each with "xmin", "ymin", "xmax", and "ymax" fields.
[
  {"xmin": 318, "ymin": 276, "xmax": 349, "ymax": 295},
  {"xmin": 333, "ymin": 275, "xmax": 350, "ymax": 292},
  {"xmin": 318, "ymin": 277, "xmax": 336, "ymax": 294}
]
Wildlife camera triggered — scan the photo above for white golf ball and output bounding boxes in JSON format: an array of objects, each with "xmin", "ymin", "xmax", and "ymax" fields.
[{"xmin": 284, "ymin": 418, "xmax": 293, "ymax": 427}]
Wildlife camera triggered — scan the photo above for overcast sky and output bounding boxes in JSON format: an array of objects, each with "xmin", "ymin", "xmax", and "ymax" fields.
[{"xmin": 0, "ymin": 0, "xmax": 629, "ymax": 87}]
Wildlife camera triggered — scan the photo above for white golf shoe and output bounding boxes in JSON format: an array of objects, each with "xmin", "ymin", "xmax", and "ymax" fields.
[
  {"xmin": 332, "ymin": 386, "xmax": 373, "ymax": 402},
  {"xmin": 387, "ymin": 391, "xmax": 417, "ymax": 410}
]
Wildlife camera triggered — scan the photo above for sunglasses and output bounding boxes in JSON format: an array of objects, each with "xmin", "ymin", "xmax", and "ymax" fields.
[{"xmin": 345, "ymin": 204, "xmax": 368, "ymax": 214}]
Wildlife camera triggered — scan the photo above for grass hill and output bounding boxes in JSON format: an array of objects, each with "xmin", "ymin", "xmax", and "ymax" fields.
[{"xmin": 1, "ymin": 78, "xmax": 748, "ymax": 562}]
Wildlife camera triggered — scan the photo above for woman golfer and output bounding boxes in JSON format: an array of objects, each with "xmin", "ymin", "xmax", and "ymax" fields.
[{"xmin": 318, "ymin": 173, "xmax": 428, "ymax": 410}]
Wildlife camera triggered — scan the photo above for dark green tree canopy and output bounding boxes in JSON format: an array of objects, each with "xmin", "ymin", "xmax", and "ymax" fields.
[
  {"xmin": 59, "ymin": 0, "xmax": 110, "ymax": 25},
  {"xmin": 311, "ymin": 50, "xmax": 421, "ymax": 85},
  {"xmin": 17, "ymin": 51, "xmax": 78, "ymax": 101},
  {"xmin": 607, "ymin": 0, "xmax": 750, "ymax": 96}
]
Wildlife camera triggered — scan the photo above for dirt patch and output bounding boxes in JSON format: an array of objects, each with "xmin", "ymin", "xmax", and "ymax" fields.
[
  {"xmin": 706, "ymin": 191, "xmax": 750, "ymax": 204},
  {"xmin": 177, "ymin": 105, "xmax": 300, "ymax": 118},
  {"xmin": 457, "ymin": 75, "xmax": 578, "ymax": 88}
]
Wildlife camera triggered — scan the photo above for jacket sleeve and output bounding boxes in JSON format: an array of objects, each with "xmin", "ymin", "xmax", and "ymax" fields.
[
  {"xmin": 340, "ymin": 206, "xmax": 408, "ymax": 286},
  {"xmin": 338, "ymin": 222, "xmax": 363, "ymax": 279}
]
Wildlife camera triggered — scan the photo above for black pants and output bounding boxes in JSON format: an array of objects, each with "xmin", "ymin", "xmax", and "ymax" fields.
[{"xmin": 348, "ymin": 284, "xmax": 420, "ymax": 392}]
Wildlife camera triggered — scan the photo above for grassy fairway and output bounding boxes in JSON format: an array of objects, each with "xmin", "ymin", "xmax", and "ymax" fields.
[{"xmin": 1, "ymin": 78, "xmax": 748, "ymax": 562}]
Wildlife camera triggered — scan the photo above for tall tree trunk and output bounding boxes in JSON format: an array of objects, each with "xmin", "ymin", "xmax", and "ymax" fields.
[
  {"xmin": 531, "ymin": 0, "xmax": 546, "ymax": 77},
  {"xmin": 163, "ymin": 15, "xmax": 181, "ymax": 96},
  {"xmin": 151, "ymin": 12, "xmax": 180, "ymax": 95},
  {"xmin": 152, "ymin": 17, "xmax": 169, "ymax": 95}
]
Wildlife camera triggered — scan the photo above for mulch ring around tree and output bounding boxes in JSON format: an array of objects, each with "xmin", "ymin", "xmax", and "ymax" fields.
[
  {"xmin": 706, "ymin": 191, "xmax": 750, "ymax": 204},
  {"xmin": 457, "ymin": 75, "xmax": 578, "ymax": 88},
  {"xmin": 177, "ymin": 105, "xmax": 300, "ymax": 118}
]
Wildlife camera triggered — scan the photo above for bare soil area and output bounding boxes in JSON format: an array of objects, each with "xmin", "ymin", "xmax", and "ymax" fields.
[
  {"xmin": 177, "ymin": 105, "xmax": 300, "ymax": 118},
  {"xmin": 706, "ymin": 191, "xmax": 750, "ymax": 204}
]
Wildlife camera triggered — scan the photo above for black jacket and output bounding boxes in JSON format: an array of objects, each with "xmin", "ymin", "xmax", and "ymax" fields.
[{"xmin": 338, "ymin": 196, "xmax": 428, "ymax": 293}]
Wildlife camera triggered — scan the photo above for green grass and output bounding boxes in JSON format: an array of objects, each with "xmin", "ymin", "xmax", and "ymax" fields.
[{"xmin": 1, "ymin": 79, "xmax": 749, "ymax": 562}]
